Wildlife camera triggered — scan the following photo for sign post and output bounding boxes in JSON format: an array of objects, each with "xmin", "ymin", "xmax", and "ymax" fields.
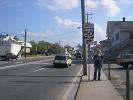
[{"xmin": 83, "ymin": 22, "xmax": 94, "ymax": 80}]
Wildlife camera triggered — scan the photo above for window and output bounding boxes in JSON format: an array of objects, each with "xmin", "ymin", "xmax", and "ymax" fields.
[
  {"xmin": 112, "ymin": 37, "xmax": 114, "ymax": 42},
  {"xmin": 116, "ymin": 33, "xmax": 119, "ymax": 41},
  {"xmin": 55, "ymin": 55, "xmax": 66, "ymax": 60}
]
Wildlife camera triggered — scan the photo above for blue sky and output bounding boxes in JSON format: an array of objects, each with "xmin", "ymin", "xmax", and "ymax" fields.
[{"xmin": 0, "ymin": 0, "xmax": 133, "ymax": 47}]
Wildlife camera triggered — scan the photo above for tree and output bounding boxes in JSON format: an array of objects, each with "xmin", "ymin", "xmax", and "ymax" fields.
[
  {"xmin": 29, "ymin": 40, "xmax": 37, "ymax": 54},
  {"xmin": 38, "ymin": 41, "xmax": 47, "ymax": 54},
  {"xmin": 51, "ymin": 43, "xmax": 64, "ymax": 54}
]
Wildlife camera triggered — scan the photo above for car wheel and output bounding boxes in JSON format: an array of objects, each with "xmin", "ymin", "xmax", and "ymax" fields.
[
  {"xmin": 69, "ymin": 64, "xmax": 71, "ymax": 66},
  {"xmin": 66, "ymin": 64, "xmax": 69, "ymax": 68}
]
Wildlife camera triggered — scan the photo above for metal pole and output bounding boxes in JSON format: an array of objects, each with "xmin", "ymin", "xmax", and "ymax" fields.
[
  {"xmin": 126, "ymin": 66, "xmax": 130, "ymax": 100},
  {"xmin": 24, "ymin": 29, "xmax": 27, "ymax": 58},
  {"xmin": 81, "ymin": 0, "xmax": 87, "ymax": 75},
  {"xmin": 59, "ymin": 40, "xmax": 60, "ymax": 46},
  {"xmin": 88, "ymin": 45, "xmax": 90, "ymax": 80},
  {"xmin": 59, "ymin": 40, "xmax": 60, "ymax": 53}
]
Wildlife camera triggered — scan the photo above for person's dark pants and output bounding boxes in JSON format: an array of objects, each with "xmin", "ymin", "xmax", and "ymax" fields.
[{"xmin": 93, "ymin": 64, "xmax": 102, "ymax": 80}]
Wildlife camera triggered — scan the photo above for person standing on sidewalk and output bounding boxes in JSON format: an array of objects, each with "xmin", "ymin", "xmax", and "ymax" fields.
[{"xmin": 92, "ymin": 50, "xmax": 103, "ymax": 81}]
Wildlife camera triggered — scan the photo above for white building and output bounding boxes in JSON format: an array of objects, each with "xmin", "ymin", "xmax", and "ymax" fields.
[
  {"xmin": 20, "ymin": 42, "xmax": 32, "ymax": 53},
  {"xmin": 106, "ymin": 19, "xmax": 133, "ymax": 57},
  {"xmin": 0, "ymin": 34, "xmax": 32, "ymax": 57}
]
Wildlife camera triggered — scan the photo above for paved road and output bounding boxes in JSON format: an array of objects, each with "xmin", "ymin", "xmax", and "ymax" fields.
[
  {"xmin": 103, "ymin": 64, "xmax": 133, "ymax": 100},
  {"xmin": 0, "ymin": 56, "xmax": 54, "ymax": 67},
  {"xmin": 0, "ymin": 57, "xmax": 83, "ymax": 100}
]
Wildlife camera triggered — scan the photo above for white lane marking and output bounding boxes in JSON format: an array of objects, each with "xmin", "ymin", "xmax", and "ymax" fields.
[
  {"xmin": 0, "ymin": 61, "xmax": 7, "ymax": 64},
  {"xmin": 33, "ymin": 68, "xmax": 45, "ymax": 72},
  {"xmin": 62, "ymin": 67, "xmax": 82, "ymax": 100},
  {"xmin": 15, "ymin": 61, "xmax": 23, "ymax": 64},
  {"xmin": 0, "ymin": 59, "xmax": 52, "ymax": 70},
  {"xmin": 34, "ymin": 62, "xmax": 51, "ymax": 65}
]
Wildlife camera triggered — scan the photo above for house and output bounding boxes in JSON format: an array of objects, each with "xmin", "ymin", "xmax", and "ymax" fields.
[
  {"xmin": 19, "ymin": 42, "xmax": 32, "ymax": 53},
  {"xmin": 0, "ymin": 34, "xmax": 32, "ymax": 58},
  {"xmin": 106, "ymin": 18, "xmax": 133, "ymax": 58}
]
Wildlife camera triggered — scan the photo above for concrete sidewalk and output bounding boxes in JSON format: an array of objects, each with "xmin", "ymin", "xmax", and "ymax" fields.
[{"xmin": 76, "ymin": 64, "xmax": 124, "ymax": 100}]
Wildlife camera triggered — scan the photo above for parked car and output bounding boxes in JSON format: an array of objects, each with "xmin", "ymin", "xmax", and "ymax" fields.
[
  {"xmin": 53, "ymin": 54, "xmax": 72, "ymax": 67},
  {"xmin": 116, "ymin": 54, "xmax": 133, "ymax": 68}
]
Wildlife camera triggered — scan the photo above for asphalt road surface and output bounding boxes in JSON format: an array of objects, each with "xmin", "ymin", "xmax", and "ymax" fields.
[{"xmin": 0, "ymin": 57, "xmax": 83, "ymax": 100}]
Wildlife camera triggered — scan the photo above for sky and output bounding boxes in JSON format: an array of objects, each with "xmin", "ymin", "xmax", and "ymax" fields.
[{"xmin": 0, "ymin": 0, "xmax": 133, "ymax": 47}]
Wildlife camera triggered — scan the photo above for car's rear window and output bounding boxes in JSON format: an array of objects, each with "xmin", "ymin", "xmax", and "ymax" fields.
[{"xmin": 55, "ymin": 56, "xmax": 66, "ymax": 60}]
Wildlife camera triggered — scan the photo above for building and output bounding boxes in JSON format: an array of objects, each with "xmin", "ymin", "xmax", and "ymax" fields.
[
  {"xmin": 0, "ymin": 34, "xmax": 32, "ymax": 57},
  {"xmin": 100, "ymin": 39, "xmax": 111, "ymax": 58},
  {"xmin": 106, "ymin": 18, "xmax": 133, "ymax": 58},
  {"xmin": 0, "ymin": 35, "xmax": 22, "ymax": 57},
  {"xmin": 20, "ymin": 42, "xmax": 32, "ymax": 53}
]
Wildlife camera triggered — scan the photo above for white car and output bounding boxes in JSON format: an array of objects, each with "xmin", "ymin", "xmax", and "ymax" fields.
[
  {"xmin": 116, "ymin": 54, "xmax": 133, "ymax": 68},
  {"xmin": 53, "ymin": 55, "xmax": 72, "ymax": 67}
]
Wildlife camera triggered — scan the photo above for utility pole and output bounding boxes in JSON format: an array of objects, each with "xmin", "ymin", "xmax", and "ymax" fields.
[
  {"xmin": 58, "ymin": 40, "xmax": 61, "ymax": 53},
  {"xmin": 86, "ymin": 12, "xmax": 90, "ymax": 80},
  {"xmin": 81, "ymin": 0, "xmax": 87, "ymax": 75},
  {"xmin": 24, "ymin": 29, "xmax": 27, "ymax": 58},
  {"xmin": 59, "ymin": 40, "xmax": 60, "ymax": 46}
]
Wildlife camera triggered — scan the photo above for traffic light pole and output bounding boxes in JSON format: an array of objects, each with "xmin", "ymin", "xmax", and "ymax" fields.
[{"xmin": 81, "ymin": 0, "xmax": 87, "ymax": 75}]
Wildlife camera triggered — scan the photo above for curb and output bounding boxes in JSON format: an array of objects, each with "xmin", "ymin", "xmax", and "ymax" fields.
[{"xmin": 73, "ymin": 75, "xmax": 83, "ymax": 100}]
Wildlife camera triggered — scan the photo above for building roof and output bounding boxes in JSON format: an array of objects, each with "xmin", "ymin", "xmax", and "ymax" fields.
[
  {"xmin": 106, "ymin": 21, "xmax": 133, "ymax": 37},
  {"xmin": 21, "ymin": 42, "xmax": 32, "ymax": 48},
  {"xmin": 1, "ymin": 35, "xmax": 32, "ymax": 48}
]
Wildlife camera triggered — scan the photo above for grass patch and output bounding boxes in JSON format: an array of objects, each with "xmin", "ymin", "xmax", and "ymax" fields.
[{"xmin": 110, "ymin": 76, "xmax": 119, "ymax": 80}]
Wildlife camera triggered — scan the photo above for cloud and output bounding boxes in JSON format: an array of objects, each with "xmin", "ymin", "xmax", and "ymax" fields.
[
  {"xmin": 54, "ymin": 16, "xmax": 106, "ymax": 42},
  {"xmin": 24, "ymin": 30, "xmax": 58, "ymax": 39},
  {"xmin": 54, "ymin": 16, "xmax": 81, "ymax": 29},
  {"xmin": 94, "ymin": 22, "xmax": 106, "ymax": 38},
  {"xmin": 37, "ymin": 0, "xmax": 79, "ymax": 11},
  {"xmin": 85, "ymin": 0, "xmax": 100, "ymax": 10},
  {"xmin": 37, "ymin": 0, "xmax": 120, "ymax": 16},
  {"xmin": 100, "ymin": 0, "xmax": 121, "ymax": 16},
  {"xmin": 85, "ymin": 0, "xmax": 120, "ymax": 16}
]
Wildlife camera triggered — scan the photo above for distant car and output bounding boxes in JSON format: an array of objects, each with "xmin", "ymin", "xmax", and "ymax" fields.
[
  {"xmin": 53, "ymin": 54, "xmax": 72, "ymax": 67},
  {"xmin": 116, "ymin": 54, "xmax": 133, "ymax": 68},
  {"xmin": 75, "ymin": 53, "xmax": 82, "ymax": 59}
]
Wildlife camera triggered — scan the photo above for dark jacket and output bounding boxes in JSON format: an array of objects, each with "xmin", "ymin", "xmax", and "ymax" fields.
[{"xmin": 93, "ymin": 54, "xmax": 103, "ymax": 67}]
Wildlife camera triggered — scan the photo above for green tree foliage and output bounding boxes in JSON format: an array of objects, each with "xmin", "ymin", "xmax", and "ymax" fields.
[
  {"xmin": 29, "ymin": 41, "xmax": 64, "ymax": 55},
  {"xmin": 51, "ymin": 43, "xmax": 64, "ymax": 54},
  {"xmin": 29, "ymin": 40, "xmax": 37, "ymax": 54},
  {"xmin": 38, "ymin": 41, "xmax": 47, "ymax": 54}
]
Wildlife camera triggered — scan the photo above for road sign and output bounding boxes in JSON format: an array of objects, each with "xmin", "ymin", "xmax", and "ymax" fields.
[{"xmin": 83, "ymin": 23, "xmax": 94, "ymax": 45}]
